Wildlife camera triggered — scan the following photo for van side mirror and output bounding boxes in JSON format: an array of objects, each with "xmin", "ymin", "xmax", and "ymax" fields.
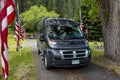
[{"xmin": 39, "ymin": 33, "xmax": 45, "ymax": 41}]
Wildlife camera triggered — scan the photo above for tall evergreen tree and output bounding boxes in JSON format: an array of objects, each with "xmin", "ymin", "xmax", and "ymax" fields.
[
  {"xmin": 53, "ymin": 0, "xmax": 64, "ymax": 17},
  {"xmin": 67, "ymin": 0, "xmax": 74, "ymax": 18}
]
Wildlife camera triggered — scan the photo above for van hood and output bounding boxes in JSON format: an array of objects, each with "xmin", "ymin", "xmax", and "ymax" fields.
[{"xmin": 49, "ymin": 40, "xmax": 88, "ymax": 49}]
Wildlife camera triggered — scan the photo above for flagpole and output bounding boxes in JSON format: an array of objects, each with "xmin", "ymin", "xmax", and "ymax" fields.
[
  {"xmin": 18, "ymin": 3, "xmax": 22, "ymax": 56},
  {"xmin": 79, "ymin": 9, "xmax": 82, "ymax": 23},
  {"xmin": 79, "ymin": 0, "xmax": 82, "ymax": 24},
  {"xmin": 17, "ymin": 3, "xmax": 22, "ymax": 56},
  {"xmin": 0, "ymin": 0, "xmax": 1, "ymax": 54}
]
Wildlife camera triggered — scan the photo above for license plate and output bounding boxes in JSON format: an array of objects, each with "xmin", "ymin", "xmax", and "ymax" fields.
[{"xmin": 72, "ymin": 60, "xmax": 80, "ymax": 64}]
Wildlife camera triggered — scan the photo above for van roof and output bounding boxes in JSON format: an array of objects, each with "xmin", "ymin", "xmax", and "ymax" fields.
[
  {"xmin": 45, "ymin": 18, "xmax": 77, "ymax": 27},
  {"xmin": 46, "ymin": 18, "xmax": 74, "ymax": 21}
]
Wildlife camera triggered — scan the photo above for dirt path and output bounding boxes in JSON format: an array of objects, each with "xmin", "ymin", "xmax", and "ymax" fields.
[{"xmin": 28, "ymin": 39, "xmax": 120, "ymax": 80}]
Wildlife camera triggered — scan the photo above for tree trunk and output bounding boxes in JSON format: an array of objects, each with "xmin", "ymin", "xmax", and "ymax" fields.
[{"xmin": 98, "ymin": 0, "xmax": 120, "ymax": 62}]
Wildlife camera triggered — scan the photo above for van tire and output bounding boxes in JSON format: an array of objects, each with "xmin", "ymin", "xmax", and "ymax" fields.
[
  {"xmin": 44, "ymin": 54, "xmax": 52, "ymax": 70},
  {"xmin": 37, "ymin": 44, "xmax": 41, "ymax": 54},
  {"xmin": 38, "ymin": 48, "xmax": 41, "ymax": 54}
]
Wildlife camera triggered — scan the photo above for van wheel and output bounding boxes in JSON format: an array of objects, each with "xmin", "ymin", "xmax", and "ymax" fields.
[
  {"xmin": 44, "ymin": 55, "xmax": 52, "ymax": 70},
  {"xmin": 37, "ymin": 47, "xmax": 41, "ymax": 54}
]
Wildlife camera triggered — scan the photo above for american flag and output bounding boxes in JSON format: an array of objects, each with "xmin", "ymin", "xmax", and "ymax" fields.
[
  {"xmin": 15, "ymin": 8, "xmax": 20, "ymax": 50},
  {"xmin": 20, "ymin": 25, "xmax": 26, "ymax": 40},
  {"xmin": 0, "ymin": 0, "xmax": 15, "ymax": 79}
]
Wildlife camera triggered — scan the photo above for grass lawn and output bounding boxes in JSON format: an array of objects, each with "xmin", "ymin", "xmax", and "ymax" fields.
[
  {"xmin": 89, "ymin": 42, "xmax": 120, "ymax": 75},
  {"xmin": 0, "ymin": 33, "xmax": 37, "ymax": 80}
]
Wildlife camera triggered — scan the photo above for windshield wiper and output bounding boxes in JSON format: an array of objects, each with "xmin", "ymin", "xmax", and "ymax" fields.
[{"xmin": 68, "ymin": 36, "xmax": 84, "ymax": 39}]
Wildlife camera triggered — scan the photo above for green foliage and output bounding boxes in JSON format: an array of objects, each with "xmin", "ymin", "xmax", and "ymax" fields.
[
  {"xmin": 53, "ymin": 0, "xmax": 65, "ymax": 17},
  {"xmin": 20, "ymin": 5, "xmax": 59, "ymax": 32},
  {"xmin": 16, "ymin": 0, "xmax": 102, "ymax": 40},
  {"xmin": 89, "ymin": 42, "xmax": 104, "ymax": 57},
  {"xmin": 80, "ymin": 0, "xmax": 102, "ymax": 41}
]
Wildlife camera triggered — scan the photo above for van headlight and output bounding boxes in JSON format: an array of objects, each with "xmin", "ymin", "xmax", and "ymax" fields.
[
  {"xmin": 85, "ymin": 49, "xmax": 89, "ymax": 54},
  {"xmin": 48, "ymin": 40, "xmax": 57, "ymax": 48},
  {"xmin": 85, "ymin": 49, "xmax": 91, "ymax": 57},
  {"xmin": 85, "ymin": 40, "xmax": 89, "ymax": 47}
]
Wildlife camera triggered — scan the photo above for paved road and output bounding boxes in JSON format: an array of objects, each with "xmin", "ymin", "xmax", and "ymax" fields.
[{"xmin": 28, "ymin": 39, "xmax": 120, "ymax": 80}]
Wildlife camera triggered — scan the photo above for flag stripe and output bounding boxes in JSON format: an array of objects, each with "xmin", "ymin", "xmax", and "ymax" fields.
[
  {"xmin": 1, "ymin": 6, "xmax": 6, "ymax": 19},
  {"xmin": 7, "ymin": 0, "xmax": 15, "ymax": 25},
  {"xmin": 8, "ymin": 10, "xmax": 15, "ymax": 24},
  {"xmin": 2, "ymin": 17, "xmax": 8, "ymax": 31},
  {"xmin": 3, "ymin": 43, "xmax": 8, "ymax": 62},
  {"xmin": 0, "ymin": 0, "xmax": 5, "ymax": 10},
  {"xmin": 7, "ymin": 5, "xmax": 14, "ymax": 16}
]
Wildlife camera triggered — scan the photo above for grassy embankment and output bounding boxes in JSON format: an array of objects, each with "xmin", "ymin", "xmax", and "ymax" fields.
[
  {"xmin": 89, "ymin": 42, "xmax": 120, "ymax": 75},
  {"xmin": 0, "ymin": 29, "xmax": 37, "ymax": 80}
]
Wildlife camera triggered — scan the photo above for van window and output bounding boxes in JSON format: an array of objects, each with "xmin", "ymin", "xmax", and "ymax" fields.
[{"xmin": 47, "ymin": 25, "xmax": 84, "ymax": 40}]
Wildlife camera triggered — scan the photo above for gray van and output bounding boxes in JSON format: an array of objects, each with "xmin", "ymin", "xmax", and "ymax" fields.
[{"xmin": 36, "ymin": 18, "xmax": 91, "ymax": 69}]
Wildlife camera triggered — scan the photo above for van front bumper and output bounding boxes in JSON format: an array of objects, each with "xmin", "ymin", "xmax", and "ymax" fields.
[{"xmin": 51, "ymin": 57, "xmax": 91, "ymax": 67}]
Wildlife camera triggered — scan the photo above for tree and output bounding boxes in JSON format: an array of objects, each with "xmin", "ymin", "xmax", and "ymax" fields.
[
  {"xmin": 76, "ymin": 0, "xmax": 102, "ymax": 40},
  {"xmin": 98, "ymin": 0, "xmax": 120, "ymax": 62},
  {"xmin": 53, "ymin": 0, "xmax": 64, "ymax": 17},
  {"xmin": 66, "ymin": 0, "xmax": 74, "ymax": 18},
  {"xmin": 15, "ymin": 0, "xmax": 30, "ymax": 13},
  {"xmin": 20, "ymin": 5, "xmax": 59, "ymax": 33}
]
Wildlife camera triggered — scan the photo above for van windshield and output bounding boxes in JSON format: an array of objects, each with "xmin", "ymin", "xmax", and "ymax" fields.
[{"xmin": 47, "ymin": 25, "xmax": 84, "ymax": 40}]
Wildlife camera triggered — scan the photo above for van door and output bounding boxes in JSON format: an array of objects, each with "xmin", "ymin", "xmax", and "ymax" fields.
[{"xmin": 39, "ymin": 21, "xmax": 47, "ymax": 55}]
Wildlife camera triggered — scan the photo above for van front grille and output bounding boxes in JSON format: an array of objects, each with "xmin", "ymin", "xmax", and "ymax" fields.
[
  {"xmin": 64, "ymin": 55, "xmax": 73, "ymax": 58},
  {"xmin": 60, "ymin": 50, "xmax": 87, "ymax": 59},
  {"xmin": 76, "ymin": 51, "xmax": 85, "ymax": 53},
  {"xmin": 63, "ymin": 51, "xmax": 73, "ymax": 54},
  {"xmin": 76, "ymin": 54, "xmax": 85, "ymax": 57}
]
